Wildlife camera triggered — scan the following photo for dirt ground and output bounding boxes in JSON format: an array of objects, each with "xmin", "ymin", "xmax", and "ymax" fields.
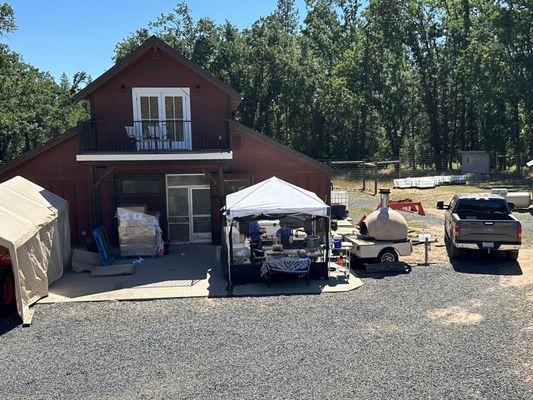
[{"xmin": 334, "ymin": 180, "xmax": 533, "ymax": 281}]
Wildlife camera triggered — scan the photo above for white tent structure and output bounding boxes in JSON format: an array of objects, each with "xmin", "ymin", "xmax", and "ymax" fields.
[
  {"xmin": 224, "ymin": 177, "xmax": 330, "ymax": 291},
  {"xmin": 225, "ymin": 176, "xmax": 330, "ymax": 218},
  {"xmin": 0, "ymin": 176, "xmax": 70, "ymax": 323}
]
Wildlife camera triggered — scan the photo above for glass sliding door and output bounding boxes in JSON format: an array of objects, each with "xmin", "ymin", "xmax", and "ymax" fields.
[
  {"xmin": 166, "ymin": 174, "xmax": 211, "ymax": 243},
  {"xmin": 167, "ymin": 187, "xmax": 190, "ymax": 243},
  {"xmin": 191, "ymin": 188, "xmax": 211, "ymax": 242}
]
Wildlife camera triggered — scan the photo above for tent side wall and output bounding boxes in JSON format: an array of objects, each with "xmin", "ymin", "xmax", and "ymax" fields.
[{"xmin": 0, "ymin": 177, "xmax": 70, "ymax": 320}]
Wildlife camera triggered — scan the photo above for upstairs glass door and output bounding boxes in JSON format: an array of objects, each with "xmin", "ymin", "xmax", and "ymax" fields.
[{"xmin": 132, "ymin": 88, "xmax": 191, "ymax": 151}]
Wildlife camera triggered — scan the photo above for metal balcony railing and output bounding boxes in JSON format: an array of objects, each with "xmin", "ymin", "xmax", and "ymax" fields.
[{"xmin": 78, "ymin": 120, "xmax": 231, "ymax": 153}]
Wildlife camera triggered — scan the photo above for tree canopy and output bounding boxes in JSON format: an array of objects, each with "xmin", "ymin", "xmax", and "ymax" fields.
[
  {"xmin": 0, "ymin": 2, "xmax": 89, "ymax": 163},
  {"xmin": 115, "ymin": 0, "xmax": 532, "ymax": 167},
  {"xmin": 1, "ymin": 1, "xmax": 531, "ymax": 167}
]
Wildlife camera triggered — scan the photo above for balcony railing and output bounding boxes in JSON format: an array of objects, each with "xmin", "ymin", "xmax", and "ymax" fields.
[{"xmin": 78, "ymin": 120, "xmax": 231, "ymax": 153}]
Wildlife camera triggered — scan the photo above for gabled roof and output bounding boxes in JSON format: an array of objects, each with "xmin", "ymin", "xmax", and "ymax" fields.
[
  {"xmin": 74, "ymin": 36, "xmax": 242, "ymax": 104},
  {"xmin": 229, "ymin": 120, "xmax": 333, "ymax": 175}
]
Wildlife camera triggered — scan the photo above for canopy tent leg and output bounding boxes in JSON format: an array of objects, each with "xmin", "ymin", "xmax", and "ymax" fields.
[{"xmin": 227, "ymin": 218, "xmax": 234, "ymax": 296}]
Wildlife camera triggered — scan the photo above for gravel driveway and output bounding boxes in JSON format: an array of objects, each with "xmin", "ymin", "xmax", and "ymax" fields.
[{"xmin": 1, "ymin": 260, "xmax": 531, "ymax": 399}]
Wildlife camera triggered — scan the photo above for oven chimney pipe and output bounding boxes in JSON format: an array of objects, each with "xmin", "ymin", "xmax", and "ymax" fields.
[{"xmin": 379, "ymin": 188, "xmax": 390, "ymax": 209}]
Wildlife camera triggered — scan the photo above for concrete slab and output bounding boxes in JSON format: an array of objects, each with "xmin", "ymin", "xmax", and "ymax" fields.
[
  {"xmin": 39, "ymin": 245, "xmax": 228, "ymax": 303},
  {"xmin": 38, "ymin": 245, "xmax": 363, "ymax": 304},
  {"xmin": 232, "ymin": 269, "xmax": 363, "ymax": 297}
]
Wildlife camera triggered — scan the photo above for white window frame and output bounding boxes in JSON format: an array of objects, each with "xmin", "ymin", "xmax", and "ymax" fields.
[
  {"xmin": 166, "ymin": 174, "xmax": 212, "ymax": 243},
  {"xmin": 131, "ymin": 87, "xmax": 192, "ymax": 150}
]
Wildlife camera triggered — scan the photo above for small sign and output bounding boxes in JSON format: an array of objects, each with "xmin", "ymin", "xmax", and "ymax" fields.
[
  {"xmin": 418, "ymin": 233, "xmax": 432, "ymax": 241},
  {"xmin": 133, "ymin": 213, "xmax": 142, "ymax": 220},
  {"xmin": 482, "ymin": 242, "xmax": 494, "ymax": 248}
]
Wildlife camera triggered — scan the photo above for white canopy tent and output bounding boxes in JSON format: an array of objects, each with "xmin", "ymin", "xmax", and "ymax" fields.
[
  {"xmin": 223, "ymin": 177, "xmax": 330, "ymax": 291},
  {"xmin": 225, "ymin": 176, "xmax": 329, "ymax": 218},
  {"xmin": 0, "ymin": 176, "xmax": 70, "ymax": 322}
]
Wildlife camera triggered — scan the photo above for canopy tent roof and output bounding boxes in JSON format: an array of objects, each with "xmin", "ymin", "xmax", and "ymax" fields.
[
  {"xmin": 225, "ymin": 176, "xmax": 329, "ymax": 218},
  {"xmin": 0, "ymin": 176, "xmax": 68, "ymax": 247},
  {"xmin": 0, "ymin": 176, "xmax": 70, "ymax": 323}
]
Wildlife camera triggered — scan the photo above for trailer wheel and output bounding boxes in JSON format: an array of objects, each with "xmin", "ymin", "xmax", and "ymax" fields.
[{"xmin": 377, "ymin": 248, "xmax": 398, "ymax": 263}]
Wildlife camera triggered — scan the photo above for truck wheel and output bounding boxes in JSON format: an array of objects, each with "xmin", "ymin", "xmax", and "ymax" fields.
[
  {"xmin": 507, "ymin": 250, "xmax": 519, "ymax": 261},
  {"xmin": 377, "ymin": 248, "xmax": 398, "ymax": 263},
  {"xmin": 446, "ymin": 235, "xmax": 462, "ymax": 259}
]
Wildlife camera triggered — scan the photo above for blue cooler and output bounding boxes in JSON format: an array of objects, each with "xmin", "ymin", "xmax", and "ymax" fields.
[{"xmin": 332, "ymin": 234, "xmax": 342, "ymax": 249}]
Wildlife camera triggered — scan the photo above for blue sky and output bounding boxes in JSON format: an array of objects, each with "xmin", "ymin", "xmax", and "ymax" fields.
[{"xmin": 3, "ymin": 0, "xmax": 307, "ymax": 81}]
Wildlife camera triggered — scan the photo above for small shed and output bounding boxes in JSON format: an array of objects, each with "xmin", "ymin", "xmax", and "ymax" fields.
[
  {"xmin": 0, "ymin": 176, "xmax": 70, "ymax": 322},
  {"xmin": 460, "ymin": 151, "xmax": 491, "ymax": 174}
]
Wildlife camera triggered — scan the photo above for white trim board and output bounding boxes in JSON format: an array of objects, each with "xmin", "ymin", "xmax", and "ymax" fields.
[{"xmin": 76, "ymin": 151, "xmax": 233, "ymax": 162}]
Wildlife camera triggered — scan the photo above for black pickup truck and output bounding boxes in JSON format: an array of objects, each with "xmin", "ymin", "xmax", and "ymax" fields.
[{"xmin": 437, "ymin": 194, "xmax": 522, "ymax": 260}]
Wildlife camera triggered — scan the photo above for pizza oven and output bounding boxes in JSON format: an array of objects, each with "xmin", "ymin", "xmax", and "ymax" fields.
[{"xmin": 359, "ymin": 189, "xmax": 409, "ymax": 241}]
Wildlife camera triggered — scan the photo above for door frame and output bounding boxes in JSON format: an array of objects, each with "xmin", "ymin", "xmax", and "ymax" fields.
[
  {"xmin": 131, "ymin": 87, "xmax": 192, "ymax": 150},
  {"xmin": 165, "ymin": 174, "xmax": 212, "ymax": 244}
]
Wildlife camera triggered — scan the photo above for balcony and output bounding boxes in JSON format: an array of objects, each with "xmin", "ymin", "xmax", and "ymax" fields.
[{"xmin": 77, "ymin": 120, "xmax": 231, "ymax": 155}]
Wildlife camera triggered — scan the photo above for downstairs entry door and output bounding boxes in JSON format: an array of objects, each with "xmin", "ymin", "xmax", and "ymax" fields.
[{"xmin": 166, "ymin": 175, "xmax": 211, "ymax": 243}]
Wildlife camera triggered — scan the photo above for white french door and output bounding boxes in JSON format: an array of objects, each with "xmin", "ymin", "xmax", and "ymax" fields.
[
  {"xmin": 132, "ymin": 88, "xmax": 191, "ymax": 150},
  {"xmin": 166, "ymin": 175, "xmax": 211, "ymax": 243}
]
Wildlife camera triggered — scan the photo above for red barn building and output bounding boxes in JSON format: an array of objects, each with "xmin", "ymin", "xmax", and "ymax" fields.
[{"xmin": 0, "ymin": 36, "xmax": 331, "ymax": 245}]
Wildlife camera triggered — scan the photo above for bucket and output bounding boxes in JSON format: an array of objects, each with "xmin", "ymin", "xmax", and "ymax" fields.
[{"xmin": 333, "ymin": 234, "xmax": 342, "ymax": 249}]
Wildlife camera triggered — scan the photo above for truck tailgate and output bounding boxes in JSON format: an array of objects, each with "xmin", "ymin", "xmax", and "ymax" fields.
[{"xmin": 458, "ymin": 220, "xmax": 519, "ymax": 242}]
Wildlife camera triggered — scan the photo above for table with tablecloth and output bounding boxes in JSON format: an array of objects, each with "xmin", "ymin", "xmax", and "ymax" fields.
[{"xmin": 261, "ymin": 256, "xmax": 312, "ymax": 284}]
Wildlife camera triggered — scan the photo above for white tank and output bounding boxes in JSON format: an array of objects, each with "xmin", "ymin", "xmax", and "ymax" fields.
[
  {"xmin": 360, "ymin": 189, "xmax": 409, "ymax": 241},
  {"xmin": 507, "ymin": 192, "xmax": 532, "ymax": 209}
]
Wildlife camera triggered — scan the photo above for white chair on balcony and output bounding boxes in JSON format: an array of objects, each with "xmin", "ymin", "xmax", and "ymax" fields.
[{"xmin": 124, "ymin": 124, "xmax": 155, "ymax": 151}]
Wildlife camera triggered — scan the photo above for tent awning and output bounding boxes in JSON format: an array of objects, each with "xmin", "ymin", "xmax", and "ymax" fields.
[{"xmin": 225, "ymin": 176, "xmax": 329, "ymax": 218}]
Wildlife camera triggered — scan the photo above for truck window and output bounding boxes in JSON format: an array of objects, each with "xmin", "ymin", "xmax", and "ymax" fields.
[
  {"xmin": 449, "ymin": 196, "xmax": 457, "ymax": 210},
  {"xmin": 455, "ymin": 198, "xmax": 509, "ymax": 219}
]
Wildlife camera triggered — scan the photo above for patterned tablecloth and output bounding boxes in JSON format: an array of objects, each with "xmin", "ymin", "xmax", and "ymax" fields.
[{"xmin": 261, "ymin": 256, "xmax": 311, "ymax": 277}]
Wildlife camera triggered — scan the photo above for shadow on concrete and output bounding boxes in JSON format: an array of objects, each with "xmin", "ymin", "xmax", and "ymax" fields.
[{"xmin": 450, "ymin": 250, "xmax": 523, "ymax": 276}]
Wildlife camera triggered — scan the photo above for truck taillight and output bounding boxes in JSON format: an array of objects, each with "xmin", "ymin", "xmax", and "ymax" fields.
[
  {"xmin": 518, "ymin": 225, "xmax": 522, "ymax": 240},
  {"xmin": 454, "ymin": 224, "xmax": 461, "ymax": 237}
]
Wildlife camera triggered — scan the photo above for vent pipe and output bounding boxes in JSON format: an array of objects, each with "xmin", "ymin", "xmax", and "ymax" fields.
[{"xmin": 379, "ymin": 188, "xmax": 390, "ymax": 209}]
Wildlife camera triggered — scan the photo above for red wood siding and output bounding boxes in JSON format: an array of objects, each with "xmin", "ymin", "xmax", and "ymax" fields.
[
  {"xmin": 230, "ymin": 126, "xmax": 331, "ymax": 202},
  {"xmin": 88, "ymin": 50, "xmax": 231, "ymax": 149},
  {"xmin": 0, "ymin": 136, "xmax": 92, "ymax": 245},
  {"xmin": 95, "ymin": 161, "xmax": 226, "ymax": 243}
]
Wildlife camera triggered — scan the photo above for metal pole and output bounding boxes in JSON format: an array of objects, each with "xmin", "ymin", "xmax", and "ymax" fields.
[
  {"xmin": 228, "ymin": 219, "xmax": 234, "ymax": 295},
  {"xmin": 361, "ymin": 160, "xmax": 366, "ymax": 191},
  {"xmin": 424, "ymin": 237, "xmax": 429, "ymax": 266},
  {"xmin": 374, "ymin": 162, "xmax": 378, "ymax": 195}
]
